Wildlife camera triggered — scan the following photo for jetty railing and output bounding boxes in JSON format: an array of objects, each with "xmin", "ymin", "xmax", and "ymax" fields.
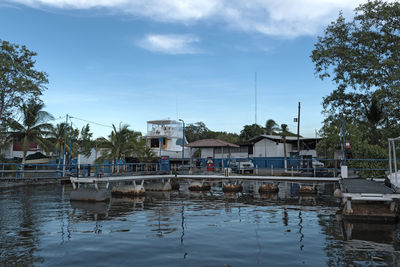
[
  {"xmin": 0, "ymin": 162, "xmax": 160, "ymax": 179},
  {"xmin": 184, "ymin": 157, "xmax": 396, "ymax": 178},
  {"xmin": 0, "ymin": 158, "xmax": 397, "ymax": 180}
]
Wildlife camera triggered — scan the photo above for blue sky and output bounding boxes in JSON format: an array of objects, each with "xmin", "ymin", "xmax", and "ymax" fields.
[{"xmin": 0, "ymin": 0, "xmax": 369, "ymax": 138}]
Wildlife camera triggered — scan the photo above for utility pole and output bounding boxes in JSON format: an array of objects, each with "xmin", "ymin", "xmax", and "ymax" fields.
[
  {"xmin": 63, "ymin": 114, "xmax": 68, "ymax": 177},
  {"xmin": 297, "ymin": 102, "xmax": 300, "ymax": 154},
  {"xmin": 179, "ymin": 119, "xmax": 185, "ymax": 175},
  {"xmin": 69, "ymin": 120, "xmax": 73, "ymax": 167},
  {"xmin": 342, "ymin": 118, "xmax": 346, "ymax": 165}
]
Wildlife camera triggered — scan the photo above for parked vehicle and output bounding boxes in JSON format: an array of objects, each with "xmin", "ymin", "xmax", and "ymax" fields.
[
  {"xmin": 230, "ymin": 159, "xmax": 254, "ymax": 174},
  {"xmin": 312, "ymin": 159, "xmax": 324, "ymax": 168}
]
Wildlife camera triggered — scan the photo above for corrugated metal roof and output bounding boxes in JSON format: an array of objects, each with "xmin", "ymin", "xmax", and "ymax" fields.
[
  {"xmin": 249, "ymin": 135, "xmax": 322, "ymax": 143},
  {"xmin": 186, "ymin": 139, "xmax": 240, "ymax": 148}
]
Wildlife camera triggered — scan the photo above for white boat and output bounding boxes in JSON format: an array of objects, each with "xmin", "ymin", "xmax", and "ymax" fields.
[{"xmin": 144, "ymin": 119, "xmax": 190, "ymax": 161}]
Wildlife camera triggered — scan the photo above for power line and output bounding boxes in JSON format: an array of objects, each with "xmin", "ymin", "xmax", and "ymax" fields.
[
  {"xmin": 69, "ymin": 116, "xmax": 113, "ymax": 128},
  {"xmin": 50, "ymin": 115, "xmax": 66, "ymax": 121}
]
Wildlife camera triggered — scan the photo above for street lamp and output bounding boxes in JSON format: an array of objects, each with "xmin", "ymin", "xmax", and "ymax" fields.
[{"xmin": 178, "ymin": 119, "xmax": 185, "ymax": 174}]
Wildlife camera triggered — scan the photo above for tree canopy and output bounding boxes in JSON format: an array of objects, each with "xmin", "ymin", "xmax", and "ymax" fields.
[
  {"xmin": 239, "ymin": 124, "xmax": 265, "ymax": 142},
  {"xmin": 8, "ymin": 100, "xmax": 53, "ymax": 163},
  {"xmin": 185, "ymin": 121, "xmax": 295, "ymax": 144},
  {"xmin": 312, "ymin": 0, "xmax": 400, "ymax": 159},
  {"xmin": 185, "ymin": 122, "xmax": 240, "ymax": 144},
  {"xmin": 265, "ymin": 119, "xmax": 279, "ymax": 135},
  {"xmin": 0, "ymin": 40, "xmax": 48, "ymax": 124}
]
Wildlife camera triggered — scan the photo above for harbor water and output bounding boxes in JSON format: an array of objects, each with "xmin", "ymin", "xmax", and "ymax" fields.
[{"xmin": 1, "ymin": 182, "xmax": 400, "ymax": 266}]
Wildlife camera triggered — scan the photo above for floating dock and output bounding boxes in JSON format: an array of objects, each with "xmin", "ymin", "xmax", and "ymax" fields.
[
  {"xmin": 339, "ymin": 178, "xmax": 400, "ymax": 222},
  {"xmin": 69, "ymin": 174, "xmax": 400, "ymax": 222}
]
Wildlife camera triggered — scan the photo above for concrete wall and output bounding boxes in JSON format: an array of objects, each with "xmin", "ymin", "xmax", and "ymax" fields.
[
  {"xmin": 196, "ymin": 138, "xmax": 318, "ymax": 162},
  {"xmin": 78, "ymin": 148, "xmax": 98, "ymax": 165},
  {"xmin": 253, "ymin": 139, "xmax": 293, "ymax": 158},
  {"xmin": 0, "ymin": 143, "xmax": 46, "ymax": 160}
]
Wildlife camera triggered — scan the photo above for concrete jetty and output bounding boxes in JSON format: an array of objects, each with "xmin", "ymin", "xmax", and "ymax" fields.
[{"xmin": 338, "ymin": 178, "xmax": 400, "ymax": 222}]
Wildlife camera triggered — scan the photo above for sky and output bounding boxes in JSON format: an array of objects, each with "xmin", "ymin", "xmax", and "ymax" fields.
[{"xmin": 0, "ymin": 0, "xmax": 370, "ymax": 138}]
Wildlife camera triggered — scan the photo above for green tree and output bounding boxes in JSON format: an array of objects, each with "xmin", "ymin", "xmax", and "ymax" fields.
[
  {"xmin": 47, "ymin": 123, "xmax": 66, "ymax": 162},
  {"xmin": 312, "ymin": 0, "xmax": 400, "ymax": 161},
  {"xmin": 184, "ymin": 122, "xmax": 210, "ymax": 142},
  {"xmin": 95, "ymin": 124, "xmax": 143, "ymax": 168},
  {"xmin": 76, "ymin": 124, "xmax": 94, "ymax": 158},
  {"xmin": 8, "ymin": 100, "xmax": 53, "ymax": 164},
  {"xmin": 265, "ymin": 119, "xmax": 279, "ymax": 135},
  {"xmin": 311, "ymin": 1, "xmax": 400, "ymax": 124},
  {"xmin": 239, "ymin": 124, "xmax": 264, "ymax": 142},
  {"xmin": 0, "ymin": 40, "xmax": 48, "ymax": 124},
  {"xmin": 184, "ymin": 121, "xmax": 240, "ymax": 144},
  {"xmin": 211, "ymin": 131, "xmax": 240, "ymax": 144},
  {"xmin": 135, "ymin": 139, "xmax": 157, "ymax": 163},
  {"xmin": 47, "ymin": 122, "xmax": 79, "ymax": 162}
]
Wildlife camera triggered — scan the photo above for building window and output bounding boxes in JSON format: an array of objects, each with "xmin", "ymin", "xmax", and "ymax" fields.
[
  {"xmin": 176, "ymin": 138, "xmax": 183, "ymax": 146},
  {"xmin": 150, "ymin": 139, "xmax": 160, "ymax": 148}
]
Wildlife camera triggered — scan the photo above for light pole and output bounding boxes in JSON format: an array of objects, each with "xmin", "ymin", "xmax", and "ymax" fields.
[{"xmin": 178, "ymin": 119, "xmax": 185, "ymax": 174}]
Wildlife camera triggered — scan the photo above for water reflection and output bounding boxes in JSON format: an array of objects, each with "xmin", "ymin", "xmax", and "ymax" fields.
[
  {"xmin": 0, "ymin": 185, "xmax": 64, "ymax": 266},
  {"xmin": 1, "ymin": 182, "xmax": 400, "ymax": 266}
]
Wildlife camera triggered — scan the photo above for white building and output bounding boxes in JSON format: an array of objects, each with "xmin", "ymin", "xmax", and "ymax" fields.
[
  {"xmin": 250, "ymin": 135, "xmax": 320, "ymax": 158},
  {"xmin": 143, "ymin": 119, "xmax": 190, "ymax": 162},
  {"xmin": 0, "ymin": 141, "xmax": 45, "ymax": 160}
]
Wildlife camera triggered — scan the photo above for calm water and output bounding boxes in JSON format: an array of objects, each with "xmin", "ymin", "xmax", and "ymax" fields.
[{"xmin": 1, "ymin": 182, "xmax": 400, "ymax": 266}]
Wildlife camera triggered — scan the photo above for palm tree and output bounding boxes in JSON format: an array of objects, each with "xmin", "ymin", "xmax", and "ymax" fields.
[
  {"xmin": 96, "ymin": 123, "xmax": 141, "ymax": 171},
  {"xmin": 136, "ymin": 139, "xmax": 157, "ymax": 163},
  {"xmin": 9, "ymin": 100, "xmax": 53, "ymax": 165},
  {"xmin": 47, "ymin": 122, "xmax": 69, "ymax": 162},
  {"xmin": 280, "ymin": 124, "xmax": 288, "ymax": 171},
  {"xmin": 265, "ymin": 119, "xmax": 279, "ymax": 135},
  {"xmin": 76, "ymin": 124, "xmax": 93, "ymax": 158}
]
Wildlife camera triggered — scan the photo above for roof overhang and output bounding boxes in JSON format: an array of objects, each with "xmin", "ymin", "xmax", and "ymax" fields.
[{"xmin": 186, "ymin": 139, "xmax": 240, "ymax": 148}]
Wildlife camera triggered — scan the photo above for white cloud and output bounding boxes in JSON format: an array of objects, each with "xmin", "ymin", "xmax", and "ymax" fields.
[
  {"xmin": 6, "ymin": 0, "xmax": 375, "ymax": 37},
  {"xmin": 138, "ymin": 34, "xmax": 200, "ymax": 54}
]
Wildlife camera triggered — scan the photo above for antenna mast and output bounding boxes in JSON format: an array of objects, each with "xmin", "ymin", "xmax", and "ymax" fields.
[{"xmin": 255, "ymin": 72, "xmax": 257, "ymax": 125}]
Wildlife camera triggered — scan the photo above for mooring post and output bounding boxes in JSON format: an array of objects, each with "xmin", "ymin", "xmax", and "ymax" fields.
[
  {"xmin": 390, "ymin": 199, "xmax": 396, "ymax": 212},
  {"xmin": 271, "ymin": 165, "xmax": 274, "ymax": 176},
  {"xmin": 345, "ymin": 197, "xmax": 353, "ymax": 214}
]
